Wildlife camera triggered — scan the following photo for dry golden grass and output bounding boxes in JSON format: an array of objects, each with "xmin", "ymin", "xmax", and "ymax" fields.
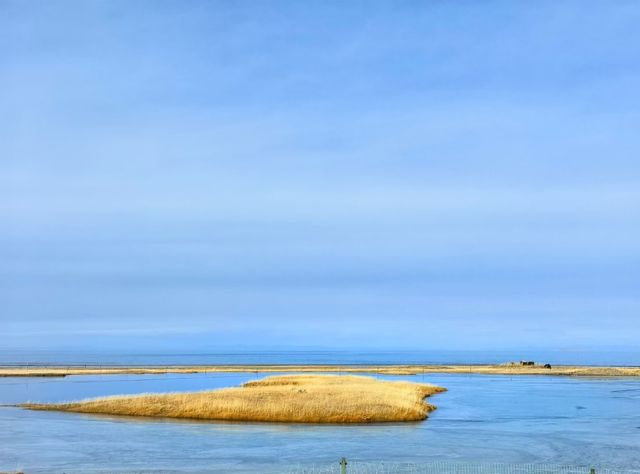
[
  {"xmin": 2, "ymin": 364, "xmax": 639, "ymax": 377},
  {"xmin": 20, "ymin": 374, "xmax": 446, "ymax": 423},
  {"xmin": 0, "ymin": 366, "xmax": 418, "ymax": 377}
]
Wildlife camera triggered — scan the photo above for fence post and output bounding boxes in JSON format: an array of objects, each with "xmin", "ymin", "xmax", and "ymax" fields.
[{"xmin": 340, "ymin": 457, "xmax": 347, "ymax": 474}]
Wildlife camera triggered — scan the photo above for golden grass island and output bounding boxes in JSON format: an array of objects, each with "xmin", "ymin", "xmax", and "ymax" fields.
[{"xmin": 20, "ymin": 374, "xmax": 446, "ymax": 423}]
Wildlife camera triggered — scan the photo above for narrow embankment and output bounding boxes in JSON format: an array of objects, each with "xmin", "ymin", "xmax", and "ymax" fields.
[{"xmin": 2, "ymin": 364, "xmax": 639, "ymax": 377}]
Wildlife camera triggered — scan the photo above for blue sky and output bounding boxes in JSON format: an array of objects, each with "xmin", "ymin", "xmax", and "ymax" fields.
[{"xmin": 1, "ymin": 0, "xmax": 639, "ymax": 352}]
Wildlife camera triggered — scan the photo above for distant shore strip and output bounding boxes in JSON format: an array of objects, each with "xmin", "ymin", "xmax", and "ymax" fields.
[{"xmin": 1, "ymin": 364, "xmax": 638, "ymax": 377}]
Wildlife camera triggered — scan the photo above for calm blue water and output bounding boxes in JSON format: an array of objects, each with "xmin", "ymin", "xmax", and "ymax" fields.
[
  {"xmin": 1, "ymin": 372, "xmax": 639, "ymax": 473},
  {"xmin": 1, "ymin": 350, "xmax": 639, "ymax": 366}
]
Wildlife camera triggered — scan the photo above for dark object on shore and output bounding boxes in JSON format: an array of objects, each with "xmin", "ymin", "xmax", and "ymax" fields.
[
  {"xmin": 544, "ymin": 363, "xmax": 552, "ymax": 369},
  {"xmin": 520, "ymin": 360, "xmax": 535, "ymax": 366}
]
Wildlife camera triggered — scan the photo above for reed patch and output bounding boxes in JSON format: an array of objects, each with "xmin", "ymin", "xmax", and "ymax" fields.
[{"xmin": 20, "ymin": 374, "xmax": 446, "ymax": 423}]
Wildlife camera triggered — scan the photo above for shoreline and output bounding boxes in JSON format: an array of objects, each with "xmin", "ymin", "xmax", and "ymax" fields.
[{"xmin": 1, "ymin": 364, "xmax": 639, "ymax": 377}]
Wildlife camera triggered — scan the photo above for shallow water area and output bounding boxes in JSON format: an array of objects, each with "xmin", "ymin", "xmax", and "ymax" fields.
[{"xmin": 1, "ymin": 372, "xmax": 639, "ymax": 473}]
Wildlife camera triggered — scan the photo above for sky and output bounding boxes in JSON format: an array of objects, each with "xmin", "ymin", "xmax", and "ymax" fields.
[{"xmin": 1, "ymin": 0, "xmax": 639, "ymax": 354}]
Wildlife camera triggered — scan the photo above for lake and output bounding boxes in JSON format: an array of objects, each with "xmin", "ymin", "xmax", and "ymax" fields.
[
  {"xmin": 2, "ymin": 349, "xmax": 640, "ymax": 366},
  {"xmin": 1, "ymin": 372, "xmax": 639, "ymax": 473}
]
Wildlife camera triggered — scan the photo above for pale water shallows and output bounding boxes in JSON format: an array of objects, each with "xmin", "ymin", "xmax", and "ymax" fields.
[{"xmin": 1, "ymin": 372, "xmax": 639, "ymax": 473}]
